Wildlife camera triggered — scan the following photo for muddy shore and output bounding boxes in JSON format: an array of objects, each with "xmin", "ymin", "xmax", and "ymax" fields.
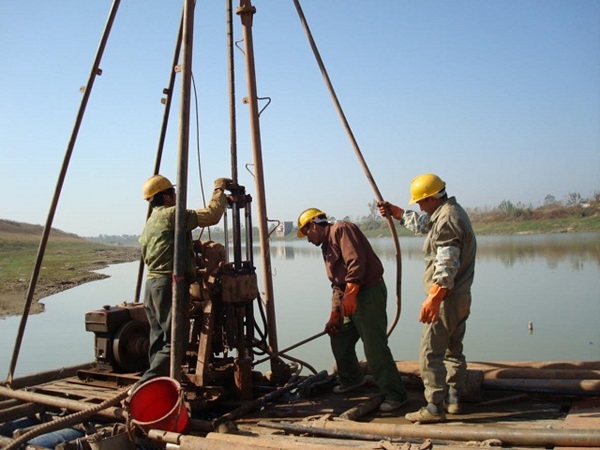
[{"xmin": 0, "ymin": 249, "xmax": 139, "ymax": 318}]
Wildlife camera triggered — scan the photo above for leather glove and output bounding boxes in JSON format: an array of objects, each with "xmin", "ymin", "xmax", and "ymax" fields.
[
  {"xmin": 377, "ymin": 201, "xmax": 404, "ymax": 221},
  {"xmin": 325, "ymin": 308, "xmax": 342, "ymax": 335},
  {"xmin": 419, "ymin": 284, "xmax": 447, "ymax": 323},
  {"xmin": 214, "ymin": 177, "xmax": 232, "ymax": 191},
  {"xmin": 341, "ymin": 282, "xmax": 360, "ymax": 317}
]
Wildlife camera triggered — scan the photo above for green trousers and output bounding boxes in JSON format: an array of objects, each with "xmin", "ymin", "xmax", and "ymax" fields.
[
  {"xmin": 419, "ymin": 292, "xmax": 471, "ymax": 406},
  {"xmin": 330, "ymin": 282, "xmax": 407, "ymax": 401}
]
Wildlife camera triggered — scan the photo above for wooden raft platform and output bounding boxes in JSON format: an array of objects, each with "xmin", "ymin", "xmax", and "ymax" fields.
[{"xmin": 0, "ymin": 361, "xmax": 599, "ymax": 449}]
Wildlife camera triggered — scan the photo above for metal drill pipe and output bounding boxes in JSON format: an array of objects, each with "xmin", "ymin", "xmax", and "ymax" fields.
[
  {"xmin": 253, "ymin": 331, "xmax": 327, "ymax": 366},
  {"xmin": 237, "ymin": 0, "xmax": 282, "ymax": 374},
  {"xmin": 171, "ymin": 0, "xmax": 195, "ymax": 381}
]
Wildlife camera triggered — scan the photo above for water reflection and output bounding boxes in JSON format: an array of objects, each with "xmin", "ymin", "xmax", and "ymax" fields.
[
  {"xmin": 1, "ymin": 233, "xmax": 598, "ymax": 378},
  {"xmin": 275, "ymin": 244, "xmax": 295, "ymax": 260},
  {"xmin": 267, "ymin": 232, "xmax": 600, "ymax": 369},
  {"xmin": 273, "ymin": 233, "xmax": 600, "ymax": 270}
]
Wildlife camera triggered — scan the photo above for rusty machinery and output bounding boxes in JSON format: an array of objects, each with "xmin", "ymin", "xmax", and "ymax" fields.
[
  {"xmin": 84, "ymin": 184, "xmax": 285, "ymax": 404},
  {"xmin": 184, "ymin": 184, "xmax": 260, "ymax": 403}
]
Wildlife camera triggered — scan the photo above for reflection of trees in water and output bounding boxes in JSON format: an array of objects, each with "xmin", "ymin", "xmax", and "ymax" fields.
[
  {"xmin": 472, "ymin": 234, "xmax": 600, "ymax": 270},
  {"xmin": 270, "ymin": 233, "xmax": 600, "ymax": 269}
]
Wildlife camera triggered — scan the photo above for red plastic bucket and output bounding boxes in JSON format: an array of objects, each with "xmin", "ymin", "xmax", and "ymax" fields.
[{"xmin": 128, "ymin": 377, "xmax": 189, "ymax": 434}]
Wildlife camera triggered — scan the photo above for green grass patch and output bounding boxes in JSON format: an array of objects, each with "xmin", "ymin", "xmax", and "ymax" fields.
[{"xmin": 0, "ymin": 234, "xmax": 139, "ymax": 286}]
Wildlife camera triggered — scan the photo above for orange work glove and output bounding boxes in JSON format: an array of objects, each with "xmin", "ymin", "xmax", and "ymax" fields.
[
  {"xmin": 419, "ymin": 284, "xmax": 447, "ymax": 324},
  {"xmin": 325, "ymin": 308, "xmax": 342, "ymax": 335},
  {"xmin": 341, "ymin": 282, "xmax": 360, "ymax": 317}
]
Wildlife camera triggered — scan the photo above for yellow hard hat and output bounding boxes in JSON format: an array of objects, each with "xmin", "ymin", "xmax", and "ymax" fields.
[
  {"xmin": 297, "ymin": 207, "xmax": 326, "ymax": 237},
  {"xmin": 142, "ymin": 174, "xmax": 174, "ymax": 201},
  {"xmin": 409, "ymin": 173, "xmax": 446, "ymax": 204}
]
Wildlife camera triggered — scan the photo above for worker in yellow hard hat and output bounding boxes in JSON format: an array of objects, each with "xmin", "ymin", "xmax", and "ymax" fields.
[
  {"xmin": 379, "ymin": 173, "xmax": 477, "ymax": 424},
  {"xmin": 137, "ymin": 174, "xmax": 231, "ymax": 386},
  {"xmin": 297, "ymin": 208, "xmax": 408, "ymax": 413}
]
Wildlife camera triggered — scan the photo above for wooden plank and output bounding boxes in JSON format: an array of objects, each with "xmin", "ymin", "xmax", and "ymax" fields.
[
  {"xmin": 8, "ymin": 363, "xmax": 95, "ymax": 390},
  {"xmin": 30, "ymin": 379, "xmax": 122, "ymax": 404}
]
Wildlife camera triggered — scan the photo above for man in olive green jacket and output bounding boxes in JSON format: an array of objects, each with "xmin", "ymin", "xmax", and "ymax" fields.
[{"xmin": 137, "ymin": 174, "xmax": 230, "ymax": 384}]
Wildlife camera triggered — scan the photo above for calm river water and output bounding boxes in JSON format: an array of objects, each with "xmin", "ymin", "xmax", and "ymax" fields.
[{"xmin": 1, "ymin": 233, "xmax": 599, "ymax": 379}]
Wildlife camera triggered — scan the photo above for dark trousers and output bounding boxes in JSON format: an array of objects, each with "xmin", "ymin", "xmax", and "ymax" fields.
[
  {"xmin": 139, "ymin": 276, "xmax": 173, "ymax": 384},
  {"xmin": 330, "ymin": 282, "xmax": 407, "ymax": 401}
]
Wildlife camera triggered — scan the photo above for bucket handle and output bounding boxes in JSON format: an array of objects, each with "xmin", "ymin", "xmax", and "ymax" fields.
[
  {"xmin": 172, "ymin": 388, "xmax": 186, "ymax": 431},
  {"xmin": 128, "ymin": 385, "xmax": 187, "ymax": 434}
]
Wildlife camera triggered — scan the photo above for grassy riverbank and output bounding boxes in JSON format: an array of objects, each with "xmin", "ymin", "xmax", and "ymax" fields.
[
  {"xmin": 2, "ymin": 203, "xmax": 599, "ymax": 318},
  {"xmin": 362, "ymin": 214, "xmax": 600, "ymax": 238},
  {"xmin": 0, "ymin": 220, "xmax": 139, "ymax": 317},
  {"xmin": 358, "ymin": 201, "xmax": 600, "ymax": 238}
]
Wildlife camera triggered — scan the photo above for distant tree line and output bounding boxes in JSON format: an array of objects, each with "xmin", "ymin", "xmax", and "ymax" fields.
[
  {"xmin": 86, "ymin": 234, "xmax": 141, "ymax": 246},
  {"xmin": 342, "ymin": 190, "xmax": 600, "ymax": 233},
  {"xmin": 88, "ymin": 190, "xmax": 599, "ymax": 244}
]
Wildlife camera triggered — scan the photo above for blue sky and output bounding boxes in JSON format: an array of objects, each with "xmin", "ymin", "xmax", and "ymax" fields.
[{"xmin": 1, "ymin": 1, "xmax": 599, "ymax": 236}]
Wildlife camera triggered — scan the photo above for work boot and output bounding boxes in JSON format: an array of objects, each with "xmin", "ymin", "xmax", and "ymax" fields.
[
  {"xmin": 405, "ymin": 404, "xmax": 446, "ymax": 423},
  {"xmin": 444, "ymin": 387, "xmax": 462, "ymax": 414}
]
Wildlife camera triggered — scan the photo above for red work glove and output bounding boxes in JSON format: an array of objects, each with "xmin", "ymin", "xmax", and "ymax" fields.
[
  {"xmin": 419, "ymin": 284, "xmax": 447, "ymax": 323},
  {"xmin": 341, "ymin": 282, "xmax": 360, "ymax": 317},
  {"xmin": 325, "ymin": 308, "xmax": 342, "ymax": 335}
]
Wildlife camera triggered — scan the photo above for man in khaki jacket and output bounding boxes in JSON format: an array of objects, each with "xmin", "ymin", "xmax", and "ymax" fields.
[{"xmin": 379, "ymin": 173, "xmax": 476, "ymax": 423}]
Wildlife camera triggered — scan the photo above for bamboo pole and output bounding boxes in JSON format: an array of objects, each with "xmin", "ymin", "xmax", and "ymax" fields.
[
  {"xmin": 0, "ymin": 386, "xmax": 125, "ymax": 420},
  {"xmin": 393, "ymin": 361, "xmax": 600, "ymax": 396},
  {"xmin": 469, "ymin": 361, "xmax": 600, "ymax": 371},
  {"xmin": 259, "ymin": 419, "xmax": 600, "ymax": 447},
  {"xmin": 205, "ymin": 432, "xmax": 369, "ymax": 449},
  {"xmin": 483, "ymin": 368, "xmax": 600, "ymax": 380},
  {"xmin": 148, "ymin": 429, "xmax": 377, "ymax": 449},
  {"xmin": 394, "ymin": 361, "xmax": 600, "ymax": 380},
  {"xmin": 482, "ymin": 378, "xmax": 600, "ymax": 395},
  {"xmin": 383, "ymin": 360, "xmax": 600, "ymax": 397}
]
